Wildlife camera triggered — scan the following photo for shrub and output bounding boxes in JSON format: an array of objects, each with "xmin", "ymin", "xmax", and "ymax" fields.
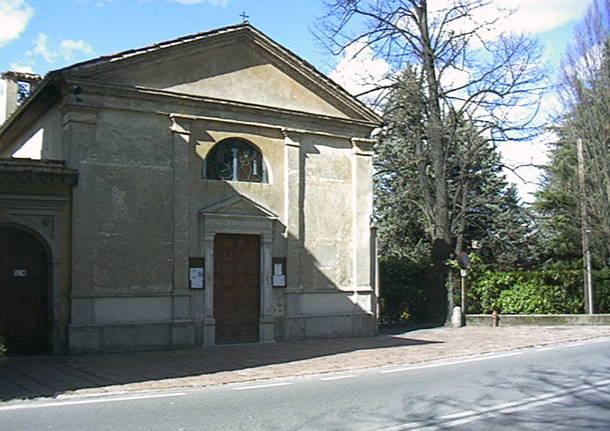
[
  {"xmin": 463, "ymin": 264, "xmax": 584, "ymax": 314},
  {"xmin": 379, "ymin": 256, "xmax": 436, "ymax": 324},
  {"xmin": 496, "ymin": 281, "xmax": 581, "ymax": 314}
]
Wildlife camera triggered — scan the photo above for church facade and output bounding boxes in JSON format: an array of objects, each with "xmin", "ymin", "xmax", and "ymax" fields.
[{"xmin": 0, "ymin": 24, "xmax": 380, "ymax": 354}]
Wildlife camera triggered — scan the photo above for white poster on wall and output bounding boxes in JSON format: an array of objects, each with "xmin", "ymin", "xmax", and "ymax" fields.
[{"xmin": 190, "ymin": 267, "xmax": 204, "ymax": 288}]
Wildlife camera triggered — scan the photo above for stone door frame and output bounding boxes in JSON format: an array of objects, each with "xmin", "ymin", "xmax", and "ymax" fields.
[{"xmin": 199, "ymin": 197, "xmax": 276, "ymax": 346}]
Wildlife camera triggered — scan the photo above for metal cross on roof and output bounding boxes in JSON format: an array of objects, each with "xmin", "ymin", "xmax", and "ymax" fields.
[{"xmin": 240, "ymin": 11, "xmax": 249, "ymax": 23}]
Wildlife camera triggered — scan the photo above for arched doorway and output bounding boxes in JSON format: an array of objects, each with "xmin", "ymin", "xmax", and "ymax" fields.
[{"xmin": 0, "ymin": 226, "xmax": 50, "ymax": 355}]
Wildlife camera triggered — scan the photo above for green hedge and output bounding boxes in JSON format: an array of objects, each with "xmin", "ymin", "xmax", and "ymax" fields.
[
  {"xmin": 463, "ymin": 266, "xmax": 610, "ymax": 314},
  {"xmin": 380, "ymin": 255, "xmax": 610, "ymax": 323}
]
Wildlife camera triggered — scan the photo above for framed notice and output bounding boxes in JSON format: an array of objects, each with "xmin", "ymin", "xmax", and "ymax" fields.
[
  {"xmin": 272, "ymin": 258, "xmax": 286, "ymax": 287},
  {"xmin": 189, "ymin": 257, "xmax": 205, "ymax": 289},
  {"xmin": 190, "ymin": 267, "xmax": 204, "ymax": 288}
]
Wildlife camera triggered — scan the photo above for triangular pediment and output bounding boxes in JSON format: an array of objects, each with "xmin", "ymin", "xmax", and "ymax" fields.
[
  {"xmin": 59, "ymin": 25, "xmax": 379, "ymax": 123},
  {"xmin": 200, "ymin": 195, "xmax": 277, "ymax": 219}
]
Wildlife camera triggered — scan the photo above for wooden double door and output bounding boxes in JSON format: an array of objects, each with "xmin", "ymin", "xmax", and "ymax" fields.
[
  {"xmin": 213, "ymin": 234, "xmax": 261, "ymax": 344},
  {"xmin": 0, "ymin": 227, "xmax": 49, "ymax": 355}
]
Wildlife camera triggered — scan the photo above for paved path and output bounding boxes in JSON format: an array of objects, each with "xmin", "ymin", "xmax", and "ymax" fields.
[{"xmin": 2, "ymin": 326, "xmax": 610, "ymax": 402}]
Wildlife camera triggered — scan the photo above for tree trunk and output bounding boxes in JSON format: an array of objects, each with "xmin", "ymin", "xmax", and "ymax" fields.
[{"xmin": 418, "ymin": 0, "xmax": 451, "ymax": 323}]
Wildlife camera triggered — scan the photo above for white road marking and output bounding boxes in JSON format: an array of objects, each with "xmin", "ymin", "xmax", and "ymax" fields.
[
  {"xmin": 0, "ymin": 392, "xmax": 186, "ymax": 411},
  {"xmin": 320, "ymin": 375, "xmax": 355, "ymax": 381},
  {"xmin": 376, "ymin": 379, "xmax": 610, "ymax": 430},
  {"xmin": 380, "ymin": 352, "xmax": 522, "ymax": 374},
  {"xmin": 232, "ymin": 382, "xmax": 292, "ymax": 391},
  {"xmin": 437, "ymin": 410, "xmax": 477, "ymax": 420},
  {"xmin": 564, "ymin": 342, "xmax": 587, "ymax": 348}
]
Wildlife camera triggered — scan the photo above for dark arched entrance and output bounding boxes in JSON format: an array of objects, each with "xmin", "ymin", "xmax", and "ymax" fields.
[{"xmin": 0, "ymin": 226, "xmax": 50, "ymax": 355}]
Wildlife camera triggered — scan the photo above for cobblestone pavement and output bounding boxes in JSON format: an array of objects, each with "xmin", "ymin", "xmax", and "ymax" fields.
[{"xmin": 2, "ymin": 326, "xmax": 610, "ymax": 401}]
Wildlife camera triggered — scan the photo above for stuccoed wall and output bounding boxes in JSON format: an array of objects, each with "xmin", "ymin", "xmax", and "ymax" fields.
[
  {"xmin": 65, "ymin": 100, "xmax": 180, "ymax": 353},
  {"xmin": 61, "ymin": 58, "xmax": 377, "ymax": 352},
  {"xmin": 302, "ymin": 135, "xmax": 353, "ymax": 288}
]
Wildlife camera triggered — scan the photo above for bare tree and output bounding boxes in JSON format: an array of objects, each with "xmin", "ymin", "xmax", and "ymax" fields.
[{"xmin": 319, "ymin": 0, "xmax": 546, "ymax": 320}]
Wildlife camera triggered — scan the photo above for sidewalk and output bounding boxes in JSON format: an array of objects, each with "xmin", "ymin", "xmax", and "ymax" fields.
[{"xmin": 2, "ymin": 326, "xmax": 610, "ymax": 402}]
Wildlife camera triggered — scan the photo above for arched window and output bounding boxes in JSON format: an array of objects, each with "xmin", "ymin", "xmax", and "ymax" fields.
[{"xmin": 205, "ymin": 138, "xmax": 266, "ymax": 183}]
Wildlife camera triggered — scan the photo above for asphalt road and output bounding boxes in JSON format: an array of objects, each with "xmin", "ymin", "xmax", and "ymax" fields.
[{"xmin": 1, "ymin": 338, "xmax": 609, "ymax": 431}]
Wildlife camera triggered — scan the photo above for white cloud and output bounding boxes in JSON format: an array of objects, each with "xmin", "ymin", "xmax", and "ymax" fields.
[
  {"xmin": 492, "ymin": 0, "xmax": 590, "ymax": 34},
  {"xmin": 0, "ymin": 0, "xmax": 33, "ymax": 48},
  {"xmin": 29, "ymin": 32, "xmax": 57, "ymax": 62},
  {"xmin": 329, "ymin": 39, "xmax": 392, "ymax": 109},
  {"xmin": 28, "ymin": 33, "xmax": 93, "ymax": 63},
  {"xmin": 440, "ymin": 66, "xmax": 471, "ymax": 92},
  {"xmin": 434, "ymin": 0, "xmax": 591, "ymax": 39},
  {"xmin": 60, "ymin": 39, "xmax": 93, "ymax": 60},
  {"xmin": 499, "ymin": 130, "xmax": 552, "ymax": 202},
  {"xmin": 9, "ymin": 61, "xmax": 34, "ymax": 73},
  {"xmin": 423, "ymin": 0, "xmax": 591, "ymax": 54}
]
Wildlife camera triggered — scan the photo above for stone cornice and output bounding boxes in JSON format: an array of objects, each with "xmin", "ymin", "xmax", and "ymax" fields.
[
  {"xmin": 59, "ymin": 104, "xmax": 98, "ymax": 126},
  {"xmin": 169, "ymin": 114, "xmax": 192, "ymax": 135},
  {"xmin": 351, "ymin": 137, "xmax": 376, "ymax": 155},
  {"xmin": 0, "ymin": 159, "xmax": 78, "ymax": 185},
  {"xmin": 67, "ymin": 78, "xmax": 379, "ymax": 130}
]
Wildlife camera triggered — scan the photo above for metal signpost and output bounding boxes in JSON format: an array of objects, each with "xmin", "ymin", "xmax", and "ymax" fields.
[{"xmin": 457, "ymin": 251, "xmax": 469, "ymax": 322}]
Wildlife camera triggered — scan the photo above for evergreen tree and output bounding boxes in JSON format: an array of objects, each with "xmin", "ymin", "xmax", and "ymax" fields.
[
  {"xmin": 375, "ymin": 69, "xmax": 539, "ymax": 270},
  {"xmin": 536, "ymin": 0, "xmax": 610, "ymax": 269}
]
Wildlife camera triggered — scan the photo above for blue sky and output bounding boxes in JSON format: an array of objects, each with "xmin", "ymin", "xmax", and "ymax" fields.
[
  {"xmin": 0, "ymin": 0, "xmax": 333, "ymax": 76},
  {"xmin": 0, "ymin": 0, "xmax": 591, "ymax": 80},
  {"xmin": 0, "ymin": 0, "xmax": 595, "ymax": 198}
]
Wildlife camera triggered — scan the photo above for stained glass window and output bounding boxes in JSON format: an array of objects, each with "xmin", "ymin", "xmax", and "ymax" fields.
[{"xmin": 205, "ymin": 138, "xmax": 266, "ymax": 183}]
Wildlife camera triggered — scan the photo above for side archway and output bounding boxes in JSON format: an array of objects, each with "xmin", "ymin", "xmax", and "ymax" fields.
[{"xmin": 0, "ymin": 225, "xmax": 50, "ymax": 355}]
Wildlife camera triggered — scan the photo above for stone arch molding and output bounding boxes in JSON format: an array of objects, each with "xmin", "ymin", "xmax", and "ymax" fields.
[
  {"xmin": 0, "ymin": 195, "xmax": 67, "ymax": 261},
  {"xmin": 199, "ymin": 195, "xmax": 278, "ymax": 345},
  {"xmin": 0, "ymin": 193, "xmax": 71, "ymax": 354}
]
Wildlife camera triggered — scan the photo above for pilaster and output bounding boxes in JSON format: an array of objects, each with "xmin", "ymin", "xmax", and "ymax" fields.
[
  {"xmin": 60, "ymin": 105, "xmax": 98, "ymax": 165},
  {"xmin": 202, "ymin": 232, "xmax": 216, "ymax": 346},
  {"xmin": 283, "ymin": 129, "xmax": 303, "ymax": 291},
  {"xmin": 60, "ymin": 105, "xmax": 98, "ymax": 298},
  {"xmin": 351, "ymin": 137, "xmax": 375, "ymax": 289},
  {"xmin": 170, "ymin": 115, "xmax": 192, "ymax": 290},
  {"xmin": 260, "ymin": 234, "xmax": 275, "ymax": 342}
]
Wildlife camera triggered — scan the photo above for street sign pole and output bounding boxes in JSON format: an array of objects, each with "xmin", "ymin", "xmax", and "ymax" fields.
[
  {"xmin": 457, "ymin": 252, "xmax": 469, "ymax": 326},
  {"xmin": 461, "ymin": 271, "xmax": 466, "ymax": 317}
]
